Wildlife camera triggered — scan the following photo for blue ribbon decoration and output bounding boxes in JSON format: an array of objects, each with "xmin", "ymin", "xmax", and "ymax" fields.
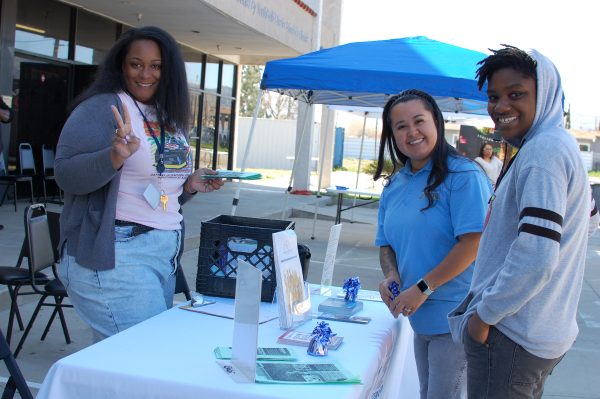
[
  {"xmin": 307, "ymin": 321, "xmax": 336, "ymax": 357},
  {"xmin": 389, "ymin": 281, "xmax": 400, "ymax": 300},
  {"xmin": 343, "ymin": 276, "xmax": 361, "ymax": 303}
]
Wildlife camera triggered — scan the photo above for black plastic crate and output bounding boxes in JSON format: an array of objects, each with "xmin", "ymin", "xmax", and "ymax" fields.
[{"xmin": 196, "ymin": 215, "xmax": 295, "ymax": 302}]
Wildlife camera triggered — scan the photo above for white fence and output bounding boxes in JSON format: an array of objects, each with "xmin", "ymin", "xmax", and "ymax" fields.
[
  {"xmin": 343, "ymin": 137, "xmax": 380, "ymax": 160},
  {"xmin": 235, "ymin": 117, "xmax": 320, "ymax": 170},
  {"xmin": 580, "ymin": 151, "xmax": 593, "ymax": 171}
]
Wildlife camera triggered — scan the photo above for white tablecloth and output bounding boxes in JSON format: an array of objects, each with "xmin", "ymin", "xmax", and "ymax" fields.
[{"xmin": 37, "ymin": 294, "xmax": 418, "ymax": 399}]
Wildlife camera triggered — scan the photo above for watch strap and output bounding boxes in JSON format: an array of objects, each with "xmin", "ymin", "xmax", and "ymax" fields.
[{"xmin": 416, "ymin": 278, "xmax": 434, "ymax": 296}]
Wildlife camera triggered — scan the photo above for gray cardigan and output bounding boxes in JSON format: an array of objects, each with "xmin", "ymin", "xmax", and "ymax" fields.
[{"xmin": 55, "ymin": 93, "xmax": 193, "ymax": 270}]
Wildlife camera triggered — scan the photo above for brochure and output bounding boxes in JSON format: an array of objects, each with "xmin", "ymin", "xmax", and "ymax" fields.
[
  {"xmin": 214, "ymin": 346, "xmax": 297, "ymax": 361},
  {"xmin": 277, "ymin": 330, "xmax": 343, "ymax": 350},
  {"xmin": 317, "ymin": 313, "xmax": 371, "ymax": 324},
  {"xmin": 201, "ymin": 170, "xmax": 262, "ymax": 180},
  {"xmin": 255, "ymin": 361, "xmax": 361, "ymax": 384},
  {"xmin": 273, "ymin": 230, "xmax": 311, "ymax": 329}
]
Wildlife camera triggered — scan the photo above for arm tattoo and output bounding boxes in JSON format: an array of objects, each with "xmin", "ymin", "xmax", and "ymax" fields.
[{"xmin": 379, "ymin": 245, "xmax": 398, "ymax": 277}]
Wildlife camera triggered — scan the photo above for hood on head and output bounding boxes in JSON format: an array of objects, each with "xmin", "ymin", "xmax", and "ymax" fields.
[{"xmin": 508, "ymin": 49, "xmax": 565, "ymax": 148}]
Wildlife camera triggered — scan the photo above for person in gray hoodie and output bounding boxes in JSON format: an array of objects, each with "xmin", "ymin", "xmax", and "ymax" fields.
[{"xmin": 448, "ymin": 45, "xmax": 589, "ymax": 399}]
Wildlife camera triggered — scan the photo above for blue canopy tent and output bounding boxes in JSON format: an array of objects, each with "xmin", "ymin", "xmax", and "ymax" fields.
[
  {"xmin": 232, "ymin": 37, "xmax": 489, "ymax": 227},
  {"xmin": 260, "ymin": 36, "xmax": 488, "ymax": 113}
]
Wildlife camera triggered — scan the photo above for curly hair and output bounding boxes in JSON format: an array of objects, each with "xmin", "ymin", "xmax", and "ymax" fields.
[
  {"xmin": 374, "ymin": 89, "xmax": 460, "ymax": 210},
  {"xmin": 476, "ymin": 44, "xmax": 537, "ymax": 90},
  {"xmin": 70, "ymin": 26, "xmax": 190, "ymax": 131}
]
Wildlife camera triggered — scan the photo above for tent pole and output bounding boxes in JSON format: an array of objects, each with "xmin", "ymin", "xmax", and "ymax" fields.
[
  {"xmin": 310, "ymin": 106, "xmax": 333, "ymax": 239},
  {"xmin": 231, "ymin": 88, "xmax": 263, "ymax": 216},
  {"xmin": 351, "ymin": 112, "xmax": 368, "ymax": 221},
  {"xmin": 372, "ymin": 117, "xmax": 379, "ymax": 189},
  {"xmin": 281, "ymin": 102, "xmax": 312, "ymax": 219}
]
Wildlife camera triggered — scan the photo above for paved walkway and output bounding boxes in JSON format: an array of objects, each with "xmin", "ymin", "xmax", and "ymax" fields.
[{"xmin": 0, "ymin": 172, "xmax": 598, "ymax": 398}]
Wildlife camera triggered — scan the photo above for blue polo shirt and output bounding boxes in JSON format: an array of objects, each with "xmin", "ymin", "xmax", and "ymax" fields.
[{"xmin": 375, "ymin": 156, "xmax": 491, "ymax": 334}]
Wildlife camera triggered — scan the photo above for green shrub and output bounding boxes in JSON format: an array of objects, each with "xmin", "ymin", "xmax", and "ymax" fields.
[{"xmin": 362, "ymin": 159, "xmax": 396, "ymax": 176}]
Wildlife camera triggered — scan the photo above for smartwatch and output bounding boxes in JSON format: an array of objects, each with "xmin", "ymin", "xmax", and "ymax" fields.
[{"xmin": 416, "ymin": 278, "xmax": 434, "ymax": 296}]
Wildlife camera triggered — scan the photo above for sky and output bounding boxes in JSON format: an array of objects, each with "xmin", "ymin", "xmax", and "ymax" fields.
[{"xmin": 339, "ymin": 0, "xmax": 598, "ymax": 130}]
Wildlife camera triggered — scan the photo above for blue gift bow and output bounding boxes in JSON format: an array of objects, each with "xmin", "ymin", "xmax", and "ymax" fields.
[
  {"xmin": 343, "ymin": 276, "xmax": 361, "ymax": 302},
  {"xmin": 311, "ymin": 321, "xmax": 335, "ymax": 346}
]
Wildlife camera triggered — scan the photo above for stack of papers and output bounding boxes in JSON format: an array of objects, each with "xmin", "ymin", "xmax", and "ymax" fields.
[
  {"xmin": 277, "ymin": 330, "xmax": 343, "ymax": 350},
  {"xmin": 318, "ymin": 297, "xmax": 363, "ymax": 316}
]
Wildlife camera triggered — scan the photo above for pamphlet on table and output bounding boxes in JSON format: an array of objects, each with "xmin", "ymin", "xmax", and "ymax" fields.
[
  {"xmin": 214, "ymin": 347, "xmax": 297, "ymax": 361},
  {"xmin": 272, "ymin": 230, "xmax": 311, "ymax": 329},
  {"xmin": 254, "ymin": 361, "xmax": 361, "ymax": 384},
  {"xmin": 277, "ymin": 330, "xmax": 343, "ymax": 350}
]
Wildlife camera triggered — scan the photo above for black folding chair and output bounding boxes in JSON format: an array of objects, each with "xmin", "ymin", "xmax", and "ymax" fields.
[
  {"xmin": 41, "ymin": 144, "xmax": 62, "ymax": 204},
  {"xmin": 13, "ymin": 204, "xmax": 71, "ymax": 358},
  {"xmin": 0, "ymin": 328, "xmax": 34, "ymax": 399},
  {"xmin": 0, "ymin": 155, "xmax": 34, "ymax": 212}
]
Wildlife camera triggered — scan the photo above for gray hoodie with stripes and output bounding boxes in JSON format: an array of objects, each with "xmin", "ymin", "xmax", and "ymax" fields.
[{"xmin": 448, "ymin": 49, "xmax": 589, "ymax": 359}]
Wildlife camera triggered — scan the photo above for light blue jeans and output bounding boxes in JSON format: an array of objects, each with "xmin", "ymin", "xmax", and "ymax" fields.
[
  {"xmin": 58, "ymin": 226, "xmax": 181, "ymax": 341},
  {"xmin": 414, "ymin": 332, "xmax": 467, "ymax": 399}
]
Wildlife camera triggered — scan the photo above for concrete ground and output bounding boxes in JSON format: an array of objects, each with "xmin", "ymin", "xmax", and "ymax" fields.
[{"xmin": 0, "ymin": 175, "xmax": 599, "ymax": 398}]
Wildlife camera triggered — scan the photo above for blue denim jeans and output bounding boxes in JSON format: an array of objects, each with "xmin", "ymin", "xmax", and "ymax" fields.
[
  {"xmin": 59, "ymin": 226, "xmax": 181, "ymax": 341},
  {"xmin": 413, "ymin": 332, "xmax": 467, "ymax": 399},
  {"xmin": 464, "ymin": 326, "xmax": 563, "ymax": 399}
]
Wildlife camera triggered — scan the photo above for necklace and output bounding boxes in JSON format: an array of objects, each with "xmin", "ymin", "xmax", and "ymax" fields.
[{"xmin": 128, "ymin": 92, "xmax": 169, "ymax": 211}]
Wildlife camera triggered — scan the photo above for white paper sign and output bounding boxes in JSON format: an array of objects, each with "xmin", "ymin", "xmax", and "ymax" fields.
[
  {"xmin": 320, "ymin": 223, "xmax": 342, "ymax": 295},
  {"xmin": 273, "ymin": 230, "xmax": 310, "ymax": 329},
  {"xmin": 230, "ymin": 260, "xmax": 262, "ymax": 383}
]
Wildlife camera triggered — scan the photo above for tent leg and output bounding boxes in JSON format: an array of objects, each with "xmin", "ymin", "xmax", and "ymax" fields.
[
  {"xmin": 351, "ymin": 112, "xmax": 368, "ymax": 222},
  {"xmin": 231, "ymin": 89, "xmax": 263, "ymax": 216},
  {"xmin": 280, "ymin": 103, "xmax": 313, "ymax": 219},
  {"xmin": 311, "ymin": 106, "xmax": 333, "ymax": 239}
]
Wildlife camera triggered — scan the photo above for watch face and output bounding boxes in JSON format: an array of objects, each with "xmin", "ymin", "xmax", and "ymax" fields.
[{"xmin": 417, "ymin": 279, "xmax": 432, "ymax": 295}]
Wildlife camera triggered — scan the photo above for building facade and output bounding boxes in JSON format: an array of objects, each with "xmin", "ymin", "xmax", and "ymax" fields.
[{"xmin": 0, "ymin": 0, "xmax": 341, "ymax": 183}]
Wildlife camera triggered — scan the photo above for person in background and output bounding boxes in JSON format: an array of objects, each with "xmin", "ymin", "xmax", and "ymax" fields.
[
  {"xmin": 448, "ymin": 45, "xmax": 589, "ymax": 399},
  {"xmin": 590, "ymin": 192, "xmax": 599, "ymax": 237},
  {"xmin": 474, "ymin": 142, "xmax": 503, "ymax": 187},
  {"xmin": 0, "ymin": 96, "xmax": 13, "ymax": 231},
  {"xmin": 0, "ymin": 96, "xmax": 12, "ymax": 124},
  {"xmin": 375, "ymin": 89, "xmax": 491, "ymax": 399},
  {"xmin": 55, "ymin": 26, "xmax": 224, "ymax": 341}
]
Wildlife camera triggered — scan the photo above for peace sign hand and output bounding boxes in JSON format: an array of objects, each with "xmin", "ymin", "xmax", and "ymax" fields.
[{"xmin": 110, "ymin": 103, "xmax": 140, "ymax": 170}]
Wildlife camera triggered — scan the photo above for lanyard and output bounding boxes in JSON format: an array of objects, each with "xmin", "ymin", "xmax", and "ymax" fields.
[
  {"xmin": 129, "ymin": 94, "xmax": 166, "ymax": 175},
  {"xmin": 494, "ymin": 150, "xmax": 518, "ymax": 191}
]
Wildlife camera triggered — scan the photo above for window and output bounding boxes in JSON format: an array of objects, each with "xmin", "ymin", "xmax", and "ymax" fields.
[
  {"xmin": 580, "ymin": 143, "xmax": 591, "ymax": 152},
  {"xmin": 15, "ymin": 0, "xmax": 70, "ymax": 59},
  {"xmin": 221, "ymin": 64, "xmax": 235, "ymax": 98},
  {"xmin": 204, "ymin": 58, "xmax": 219, "ymax": 93},
  {"xmin": 75, "ymin": 11, "xmax": 118, "ymax": 64}
]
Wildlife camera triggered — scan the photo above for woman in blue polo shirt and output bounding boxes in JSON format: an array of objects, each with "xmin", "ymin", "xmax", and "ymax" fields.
[{"xmin": 374, "ymin": 89, "xmax": 491, "ymax": 399}]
